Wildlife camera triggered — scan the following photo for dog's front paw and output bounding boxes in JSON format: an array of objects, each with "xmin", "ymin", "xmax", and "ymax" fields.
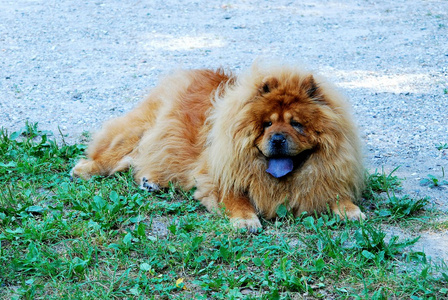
[
  {"xmin": 345, "ymin": 208, "xmax": 366, "ymax": 221},
  {"xmin": 230, "ymin": 214, "xmax": 262, "ymax": 233},
  {"xmin": 139, "ymin": 177, "xmax": 160, "ymax": 193},
  {"xmin": 332, "ymin": 202, "xmax": 365, "ymax": 221}
]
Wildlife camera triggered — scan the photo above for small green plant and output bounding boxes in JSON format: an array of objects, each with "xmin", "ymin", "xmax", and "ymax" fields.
[
  {"xmin": 363, "ymin": 167, "xmax": 401, "ymax": 200},
  {"xmin": 79, "ymin": 130, "xmax": 91, "ymax": 143},
  {"xmin": 420, "ymin": 168, "xmax": 447, "ymax": 188},
  {"xmin": 436, "ymin": 142, "xmax": 448, "ymax": 150},
  {"xmin": 352, "ymin": 221, "xmax": 420, "ymax": 259},
  {"xmin": 376, "ymin": 195, "xmax": 429, "ymax": 219},
  {"xmin": 275, "ymin": 201, "xmax": 296, "ymax": 220}
]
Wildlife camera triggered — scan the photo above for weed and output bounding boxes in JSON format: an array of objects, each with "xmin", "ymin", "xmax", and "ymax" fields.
[
  {"xmin": 420, "ymin": 168, "xmax": 448, "ymax": 188},
  {"xmin": 363, "ymin": 167, "xmax": 401, "ymax": 203},
  {"xmin": 376, "ymin": 195, "xmax": 429, "ymax": 220},
  {"xmin": 436, "ymin": 142, "xmax": 448, "ymax": 150},
  {"xmin": 365, "ymin": 167, "xmax": 401, "ymax": 194}
]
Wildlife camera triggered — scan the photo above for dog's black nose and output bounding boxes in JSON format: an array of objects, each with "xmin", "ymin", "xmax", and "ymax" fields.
[{"xmin": 271, "ymin": 133, "xmax": 287, "ymax": 148}]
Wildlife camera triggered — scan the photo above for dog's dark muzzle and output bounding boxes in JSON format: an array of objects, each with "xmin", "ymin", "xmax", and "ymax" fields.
[{"xmin": 269, "ymin": 133, "xmax": 289, "ymax": 156}]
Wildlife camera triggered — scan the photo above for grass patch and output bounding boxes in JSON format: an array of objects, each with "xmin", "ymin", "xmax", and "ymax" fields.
[
  {"xmin": 363, "ymin": 167, "xmax": 440, "ymax": 231},
  {"xmin": 375, "ymin": 195, "xmax": 429, "ymax": 220},
  {"xmin": 1, "ymin": 123, "xmax": 447, "ymax": 299},
  {"xmin": 363, "ymin": 167, "xmax": 401, "ymax": 200}
]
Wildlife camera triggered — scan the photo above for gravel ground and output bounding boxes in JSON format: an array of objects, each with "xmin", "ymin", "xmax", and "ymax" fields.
[{"xmin": 1, "ymin": 0, "xmax": 447, "ymax": 261}]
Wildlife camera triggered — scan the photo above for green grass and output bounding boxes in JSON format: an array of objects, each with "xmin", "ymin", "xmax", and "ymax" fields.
[
  {"xmin": 362, "ymin": 167, "xmax": 401, "ymax": 200},
  {"xmin": 1, "ymin": 123, "xmax": 447, "ymax": 299}
]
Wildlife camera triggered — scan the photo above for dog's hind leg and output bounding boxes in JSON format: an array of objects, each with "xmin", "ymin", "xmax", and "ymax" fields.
[
  {"xmin": 71, "ymin": 95, "xmax": 162, "ymax": 180},
  {"xmin": 71, "ymin": 114, "xmax": 149, "ymax": 180}
]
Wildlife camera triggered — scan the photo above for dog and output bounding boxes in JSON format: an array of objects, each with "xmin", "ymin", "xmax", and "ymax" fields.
[{"xmin": 71, "ymin": 62, "xmax": 365, "ymax": 231}]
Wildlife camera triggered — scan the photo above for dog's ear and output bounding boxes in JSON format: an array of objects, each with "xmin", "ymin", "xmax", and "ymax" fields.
[
  {"xmin": 302, "ymin": 75, "xmax": 325, "ymax": 103},
  {"xmin": 302, "ymin": 75, "xmax": 320, "ymax": 98},
  {"xmin": 259, "ymin": 77, "xmax": 279, "ymax": 94}
]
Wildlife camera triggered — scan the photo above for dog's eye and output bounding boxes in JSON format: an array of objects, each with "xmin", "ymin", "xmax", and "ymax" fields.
[
  {"xmin": 262, "ymin": 83, "xmax": 270, "ymax": 93},
  {"xmin": 263, "ymin": 121, "xmax": 272, "ymax": 128},
  {"xmin": 290, "ymin": 121, "xmax": 303, "ymax": 130}
]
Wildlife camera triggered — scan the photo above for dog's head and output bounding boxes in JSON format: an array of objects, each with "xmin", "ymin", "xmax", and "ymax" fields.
[
  {"xmin": 210, "ymin": 64, "xmax": 350, "ymax": 180},
  {"xmin": 249, "ymin": 74, "xmax": 331, "ymax": 178}
]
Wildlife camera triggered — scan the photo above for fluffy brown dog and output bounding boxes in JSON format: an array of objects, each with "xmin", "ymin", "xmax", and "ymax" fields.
[{"xmin": 71, "ymin": 62, "xmax": 365, "ymax": 231}]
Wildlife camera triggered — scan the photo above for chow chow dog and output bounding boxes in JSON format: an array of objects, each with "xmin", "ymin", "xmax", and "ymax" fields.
[{"xmin": 71, "ymin": 62, "xmax": 365, "ymax": 231}]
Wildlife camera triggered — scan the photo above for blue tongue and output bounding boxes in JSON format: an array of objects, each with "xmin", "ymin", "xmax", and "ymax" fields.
[{"xmin": 266, "ymin": 158, "xmax": 294, "ymax": 178}]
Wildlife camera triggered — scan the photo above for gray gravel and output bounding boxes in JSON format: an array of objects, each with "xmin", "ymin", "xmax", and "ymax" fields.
[{"xmin": 1, "ymin": 0, "xmax": 447, "ymax": 260}]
